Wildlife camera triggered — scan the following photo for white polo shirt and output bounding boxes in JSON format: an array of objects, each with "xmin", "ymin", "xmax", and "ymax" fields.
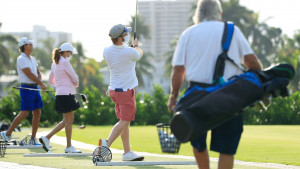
[
  {"xmin": 172, "ymin": 21, "xmax": 254, "ymax": 83},
  {"xmin": 17, "ymin": 53, "xmax": 38, "ymax": 84},
  {"xmin": 103, "ymin": 44, "xmax": 141, "ymax": 91}
]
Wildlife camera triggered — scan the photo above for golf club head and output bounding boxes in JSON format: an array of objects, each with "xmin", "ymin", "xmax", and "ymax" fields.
[
  {"xmin": 93, "ymin": 146, "xmax": 112, "ymax": 164},
  {"xmin": 81, "ymin": 94, "xmax": 87, "ymax": 102}
]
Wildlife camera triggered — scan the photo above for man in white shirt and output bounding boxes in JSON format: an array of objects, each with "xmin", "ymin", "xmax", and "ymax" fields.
[
  {"xmin": 100, "ymin": 24, "xmax": 144, "ymax": 161},
  {"xmin": 1, "ymin": 37, "xmax": 47, "ymax": 145},
  {"xmin": 168, "ymin": 0, "xmax": 262, "ymax": 169}
]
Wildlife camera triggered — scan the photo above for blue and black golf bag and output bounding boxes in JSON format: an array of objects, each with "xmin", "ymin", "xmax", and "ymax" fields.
[{"xmin": 170, "ymin": 22, "xmax": 295, "ymax": 143}]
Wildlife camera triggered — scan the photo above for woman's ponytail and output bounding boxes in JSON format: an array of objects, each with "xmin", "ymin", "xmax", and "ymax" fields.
[{"xmin": 52, "ymin": 48, "xmax": 61, "ymax": 64}]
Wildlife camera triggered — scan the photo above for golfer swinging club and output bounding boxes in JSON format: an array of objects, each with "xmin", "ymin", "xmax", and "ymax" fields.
[
  {"xmin": 1, "ymin": 37, "xmax": 46, "ymax": 145},
  {"xmin": 99, "ymin": 24, "xmax": 144, "ymax": 161}
]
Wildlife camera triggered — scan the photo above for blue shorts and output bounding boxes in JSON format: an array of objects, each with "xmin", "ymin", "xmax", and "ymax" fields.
[
  {"xmin": 191, "ymin": 114, "xmax": 243, "ymax": 155},
  {"xmin": 20, "ymin": 84, "xmax": 43, "ymax": 111}
]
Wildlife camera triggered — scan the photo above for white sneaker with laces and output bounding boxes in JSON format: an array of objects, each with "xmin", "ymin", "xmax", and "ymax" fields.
[
  {"xmin": 98, "ymin": 139, "xmax": 109, "ymax": 147},
  {"xmin": 65, "ymin": 146, "xmax": 82, "ymax": 153},
  {"xmin": 0, "ymin": 131, "xmax": 11, "ymax": 142},
  {"xmin": 39, "ymin": 136, "xmax": 50, "ymax": 152},
  {"xmin": 122, "ymin": 151, "xmax": 144, "ymax": 161}
]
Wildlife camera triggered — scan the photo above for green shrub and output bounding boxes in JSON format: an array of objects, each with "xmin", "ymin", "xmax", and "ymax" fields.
[
  {"xmin": 244, "ymin": 92, "xmax": 300, "ymax": 124},
  {"xmin": 1, "ymin": 85, "xmax": 300, "ymax": 126}
]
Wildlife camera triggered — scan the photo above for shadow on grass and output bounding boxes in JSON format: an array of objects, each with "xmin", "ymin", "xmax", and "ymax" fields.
[
  {"xmin": 132, "ymin": 166, "xmax": 167, "ymax": 169},
  {"xmin": 66, "ymin": 156, "xmax": 91, "ymax": 160}
]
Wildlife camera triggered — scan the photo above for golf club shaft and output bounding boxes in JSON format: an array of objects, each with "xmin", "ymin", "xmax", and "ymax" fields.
[
  {"xmin": 13, "ymin": 86, "xmax": 87, "ymax": 102},
  {"xmin": 13, "ymin": 86, "xmax": 54, "ymax": 92},
  {"xmin": 46, "ymin": 91, "xmax": 56, "ymax": 101},
  {"xmin": 134, "ymin": 0, "xmax": 138, "ymax": 39}
]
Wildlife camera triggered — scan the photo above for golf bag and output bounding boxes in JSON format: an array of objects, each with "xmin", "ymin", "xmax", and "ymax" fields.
[
  {"xmin": 170, "ymin": 21, "xmax": 295, "ymax": 143},
  {"xmin": 171, "ymin": 64, "xmax": 294, "ymax": 143}
]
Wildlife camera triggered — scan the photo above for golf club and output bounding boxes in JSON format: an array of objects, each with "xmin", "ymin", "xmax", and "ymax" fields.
[
  {"xmin": 134, "ymin": 0, "xmax": 138, "ymax": 40},
  {"xmin": 12, "ymin": 86, "xmax": 53, "ymax": 92},
  {"xmin": 12, "ymin": 86, "xmax": 87, "ymax": 102}
]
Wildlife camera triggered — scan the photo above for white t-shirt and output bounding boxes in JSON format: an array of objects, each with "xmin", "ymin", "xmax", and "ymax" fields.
[
  {"xmin": 172, "ymin": 21, "xmax": 254, "ymax": 83},
  {"xmin": 103, "ymin": 44, "xmax": 141, "ymax": 91},
  {"xmin": 16, "ymin": 53, "xmax": 38, "ymax": 84}
]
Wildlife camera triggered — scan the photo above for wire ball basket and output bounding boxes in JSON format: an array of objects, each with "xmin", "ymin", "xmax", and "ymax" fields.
[
  {"xmin": 0, "ymin": 141, "xmax": 7, "ymax": 157},
  {"xmin": 156, "ymin": 123, "xmax": 181, "ymax": 153}
]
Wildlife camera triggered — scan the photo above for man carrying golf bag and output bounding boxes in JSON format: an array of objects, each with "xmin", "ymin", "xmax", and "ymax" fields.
[{"xmin": 167, "ymin": 0, "xmax": 262, "ymax": 168}]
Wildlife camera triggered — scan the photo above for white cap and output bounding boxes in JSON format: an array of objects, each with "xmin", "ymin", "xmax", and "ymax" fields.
[
  {"xmin": 59, "ymin": 43, "xmax": 78, "ymax": 54},
  {"xmin": 19, "ymin": 37, "xmax": 34, "ymax": 47}
]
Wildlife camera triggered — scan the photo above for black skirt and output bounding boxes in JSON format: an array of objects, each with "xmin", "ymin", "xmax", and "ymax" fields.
[{"xmin": 55, "ymin": 95, "xmax": 80, "ymax": 113}]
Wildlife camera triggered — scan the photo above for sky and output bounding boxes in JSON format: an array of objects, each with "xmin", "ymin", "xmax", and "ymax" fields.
[{"xmin": 0, "ymin": 0, "xmax": 300, "ymax": 61}]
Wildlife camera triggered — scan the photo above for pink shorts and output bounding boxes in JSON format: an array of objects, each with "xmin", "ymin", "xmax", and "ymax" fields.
[{"xmin": 109, "ymin": 89, "xmax": 136, "ymax": 121}]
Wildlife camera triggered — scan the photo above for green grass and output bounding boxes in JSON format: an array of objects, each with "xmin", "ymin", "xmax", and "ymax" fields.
[
  {"xmin": 57, "ymin": 125, "xmax": 300, "ymax": 166},
  {"xmin": 1, "ymin": 126, "xmax": 297, "ymax": 169},
  {"xmin": 237, "ymin": 126, "xmax": 300, "ymax": 165}
]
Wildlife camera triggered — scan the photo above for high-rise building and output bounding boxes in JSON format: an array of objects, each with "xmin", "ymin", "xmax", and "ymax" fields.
[
  {"xmin": 137, "ymin": 0, "xmax": 195, "ymax": 93},
  {"xmin": 5, "ymin": 25, "xmax": 72, "ymax": 49}
]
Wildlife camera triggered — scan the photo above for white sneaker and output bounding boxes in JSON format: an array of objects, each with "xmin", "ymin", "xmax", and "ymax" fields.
[
  {"xmin": 65, "ymin": 146, "xmax": 82, "ymax": 153},
  {"xmin": 39, "ymin": 136, "xmax": 50, "ymax": 152},
  {"xmin": 122, "ymin": 151, "xmax": 144, "ymax": 161},
  {"xmin": 98, "ymin": 139, "xmax": 108, "ymax": 147},
  {"xmin": 0, "ymin": 131, "xmax": 11, "ymax": 142}
]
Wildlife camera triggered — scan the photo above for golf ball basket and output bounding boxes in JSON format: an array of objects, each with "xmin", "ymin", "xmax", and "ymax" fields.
[
  {"xmin": 156, "ymin": 123, "xmax": 181, "ymax": 153},
  {"xmin": 0, "ymin": 141, "xmax": 7, "ymax": 157}
]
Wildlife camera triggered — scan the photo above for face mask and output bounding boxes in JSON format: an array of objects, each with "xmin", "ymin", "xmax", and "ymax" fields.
[
  {"xmin": 67, "ymin": 54, "xmax": 72, "ymax": 61},
  {"xmin": 123, "ymin": 35, "xmax": 130, "ymax": 44}
]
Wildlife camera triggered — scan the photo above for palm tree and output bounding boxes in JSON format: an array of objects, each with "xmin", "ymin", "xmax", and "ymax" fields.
[
  {"xmin": 128, "ymin": 15, "xmax": 154, "ymax": 88},
  {"xmin": 128, "ymin": 15, "xmax": 150, "ymax": 40},
  {"xmin": 163, "ymin": 37, "xmax": 179, "ymax": 78},
  {"xmin": 274, "ymin": 32, "xmax": 300, "ymax": 92},
  {"xmin": 135, "ymin": 52, "xmax": 154, "ymax": 87},
  {"xmin": 221, "ymin": 0, "xmax": 283, "ymax": 67},
  {"xmin": 0, "ymin": 22, "xmax": 18, "ymax": 76},
  {"xmin": 32, "ymin": 37, "xmax": 55, "ymax": 72},
  {"xmin": 164, "ymin": 0, "xmax": 285, "ymax": 76},
  {"xmin": 70, "ymin": 42, "xmax": 88, "ymax": 92},
  {"xmin": 0, "ymin": 22, "xmax": 18, "ymax": 92},
  {"xmin": 71, "ymin": 42, "xmax": 105, "ymax": 93}
]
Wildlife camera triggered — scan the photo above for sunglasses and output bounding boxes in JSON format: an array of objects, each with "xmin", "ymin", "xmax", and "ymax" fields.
[{"xmin": 118, "ymin": 26, "xmax": 128, "ymax": 37}]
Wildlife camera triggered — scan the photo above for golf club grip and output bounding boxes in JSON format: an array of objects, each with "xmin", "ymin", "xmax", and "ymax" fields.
[{"xmin": 134, "ymin": 32, "xmax": 136, "ymax": 40}]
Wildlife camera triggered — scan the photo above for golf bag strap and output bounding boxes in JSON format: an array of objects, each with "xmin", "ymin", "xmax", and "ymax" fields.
[
  {"xmin": 222, "ymin": 22, "xmax": 245, "ymax": 71},
  {"xmin": 222, "ymin": 21, "xmax": 234, "ymax": 52},
  {"xmin": 213, "ymin": 22, "xmax": 245, "ymax": 85}
]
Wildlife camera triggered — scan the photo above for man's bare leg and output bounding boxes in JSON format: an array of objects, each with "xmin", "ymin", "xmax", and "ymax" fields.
[
  {"xmin": 218, "ymin": 153, "xmax": 234, "ymax": 169},
  {"xmin": 31, "ymin": 108, "xmax": 41, "ymax": 139},
  {"xmin": 107, "ymin": 120, "xmax": 130, "ymax": 147},
  {"xmin": 6, "ymin": 111, "xmax": 29, "ymax": 136},
  {"xmin": 120, "ymin": 123, "xmax": 130, "ymax": 153},
  {"xmin": 193, "ymin": 148, "xmax": 210, "ymax": 169}
]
